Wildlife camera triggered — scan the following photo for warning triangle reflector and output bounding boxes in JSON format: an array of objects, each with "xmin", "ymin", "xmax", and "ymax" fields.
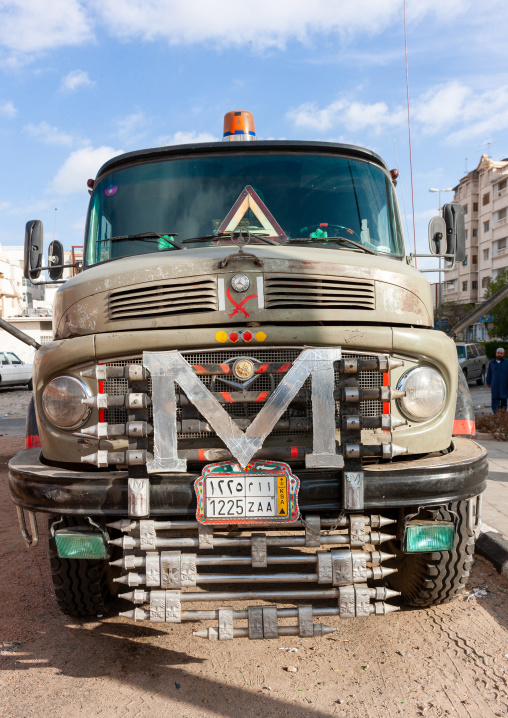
[{"xmin": 217, "ymin": 185, "xmax": 286, "ymax": 239}]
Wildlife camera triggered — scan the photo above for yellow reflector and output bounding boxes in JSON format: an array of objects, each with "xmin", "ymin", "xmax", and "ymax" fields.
[
  {"xmin": 54, "ymin": 529, "xmax": 107, "ymax": 559},
  {"xmin": 405, "ymin": 522, "xmax": 454, "ymax": 553}
]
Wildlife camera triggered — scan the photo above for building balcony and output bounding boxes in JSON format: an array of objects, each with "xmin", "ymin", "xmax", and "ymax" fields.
[{"xmin": 491, "ymin": 167, "xmax": 508, "ymax": 183}]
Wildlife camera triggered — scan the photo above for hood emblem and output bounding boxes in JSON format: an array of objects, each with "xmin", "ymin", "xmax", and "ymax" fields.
[{"xmin": 233, "ymin": 358, "xmax": 255, "ymax": 380}]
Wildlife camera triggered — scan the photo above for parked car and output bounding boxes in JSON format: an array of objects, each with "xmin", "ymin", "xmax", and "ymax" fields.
[
  {"xmin": 0, "ymin": 352, "xmax": 33, "ymax": 389},
  {"xmin": 455, "ymin": 342, "xmax": 488, "ymax": 385}
]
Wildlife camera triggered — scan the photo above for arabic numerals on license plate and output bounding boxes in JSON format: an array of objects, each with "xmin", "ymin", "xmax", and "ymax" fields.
[{"xmin": 206, "ymin": 477, "xmax": 246, "ymax": 497}]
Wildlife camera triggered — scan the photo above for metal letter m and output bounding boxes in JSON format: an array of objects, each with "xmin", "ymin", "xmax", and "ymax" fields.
[{"xmin": 143, "ymin": 347, "xmax": 343, "ymax": 472}]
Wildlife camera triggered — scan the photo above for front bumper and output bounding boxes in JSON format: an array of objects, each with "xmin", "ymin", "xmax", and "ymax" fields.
[{"xmin": 9, "ymin": 438, "xmax": 487, "ymax": 516}]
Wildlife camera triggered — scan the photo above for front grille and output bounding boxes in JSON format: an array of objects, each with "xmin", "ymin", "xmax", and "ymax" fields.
[
  {"xmin": 103, "ymin": 348, "xmax": 382, "ymax": 436},
  {"xmin": 108, "ymin": 276, "xmax": 217, "ymax": 320},
  {"xmin": 265, "ymin": 275, "xmax": 375, "ymax": 310}
]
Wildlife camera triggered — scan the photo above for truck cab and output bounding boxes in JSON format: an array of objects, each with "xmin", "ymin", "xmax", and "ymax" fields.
[{"xmin": 9, "ymin": 112, "xmax": 487, "ymax": 640}]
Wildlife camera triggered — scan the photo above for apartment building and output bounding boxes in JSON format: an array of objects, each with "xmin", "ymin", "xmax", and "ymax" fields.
[{"xmin": 441, "ymin": 154, "xmax": 508, "ymax": 339}]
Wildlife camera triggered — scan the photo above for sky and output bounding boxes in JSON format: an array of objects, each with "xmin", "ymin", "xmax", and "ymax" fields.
[{"xmin": 1, "ymin": 0, "xmax": 507, "ymax": 270}]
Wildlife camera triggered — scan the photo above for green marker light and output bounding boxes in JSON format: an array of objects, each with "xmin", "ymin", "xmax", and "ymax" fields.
[
  {"xmin": 405, "ymin": 521, "xmax": 455, "ymax": 553},
  {"xmin": 54, "ymin": 529, "xmax": 108, "ymax": 559}
]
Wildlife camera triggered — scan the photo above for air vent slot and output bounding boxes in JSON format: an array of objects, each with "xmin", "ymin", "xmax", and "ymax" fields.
[
  {"xmin": 109, "ymin": 276, "xmax": 217, "ymax": 320},
  {"xmin": 265, "ymin": 275, "xmax": 375, "ymax": 310}
]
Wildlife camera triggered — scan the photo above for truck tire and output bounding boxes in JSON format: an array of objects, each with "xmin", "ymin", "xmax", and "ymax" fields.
[
  {"xmin": 48, "ymin": 516, "xmax": 122, "ymax": 618},
  {"xmin": 386, "ymin": 500, "xmax": 475, "ymax": 607},
  {"xmin": 476, "ymin": 367, "xmax": 486, "ymax": 386}
]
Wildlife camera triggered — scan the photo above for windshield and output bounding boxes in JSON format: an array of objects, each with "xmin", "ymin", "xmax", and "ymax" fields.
[
  {"xmin": 85, "ymin": 153, "xmax": 404, "ymax": 265},
  {"xmin": 456, "ymin": 346, "xmax": 466, "ymax": 359}
]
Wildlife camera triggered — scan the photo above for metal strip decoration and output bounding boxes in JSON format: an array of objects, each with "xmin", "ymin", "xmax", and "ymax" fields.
[{"xmin": 143, "ymin": 347, "xmax": 342, "ymax": 471}]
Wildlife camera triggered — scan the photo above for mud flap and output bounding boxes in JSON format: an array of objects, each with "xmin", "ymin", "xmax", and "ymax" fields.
[
  {"xmin": 25, "ymin": 396, "xmax": 41, "ymax": 449},
  {"xmin": 453, "ymin": 365, "xmax": 475, "ymax": 438}
]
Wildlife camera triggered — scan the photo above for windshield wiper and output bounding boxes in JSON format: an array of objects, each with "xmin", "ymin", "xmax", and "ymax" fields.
[
  {"xmin": 285, "ymin": 236, "xmax": 377, "ymax": 255},
  {"xmin": 182, "ymin": 231, "xmax": 280, "ymax": 246},
  {"xmin": 107, "ymin": 232, "xmax": 185, "ymax": 250}
]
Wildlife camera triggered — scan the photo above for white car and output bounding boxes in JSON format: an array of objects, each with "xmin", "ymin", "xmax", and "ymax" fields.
[{"xmin": 0, "ymin": 352, "xmax": 33, "ymax": 389}]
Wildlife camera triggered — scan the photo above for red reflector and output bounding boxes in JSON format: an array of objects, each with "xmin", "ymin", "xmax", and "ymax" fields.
[
  {"xmin": 277, "ymin": 362, "xmax": 292, "ymax": 373},
  {"xmin": 453, "ymin": 420, "xmax": 475, "ymax": 435},
  {"xmin": 87, "ymin": 178, "xmax": 94, "ymax": 188},
  {"xmin": 290, "ymin": 446, "xmax": 298, "ymax": 458},
  {"xmin": 256, "ymin": 363, "xmax": 270, "ymax": 374},
  {"xmin": 26, "ymin": 435, "xmax": 41, "ymax": 449},
  {"xmin": 198, "ymin": 449, "xmax": 206, "ymax": 461}
]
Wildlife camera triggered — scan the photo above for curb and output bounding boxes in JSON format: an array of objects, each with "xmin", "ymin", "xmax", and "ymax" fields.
[{"xmin": 476, "ymin": 530, "xmax": 508, "ymax": 579}]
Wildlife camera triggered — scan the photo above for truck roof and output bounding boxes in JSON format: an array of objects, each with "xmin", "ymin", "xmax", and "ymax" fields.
[{"xmin": 95, "ymin": 139, "xmax": 389, "ymax": 182}]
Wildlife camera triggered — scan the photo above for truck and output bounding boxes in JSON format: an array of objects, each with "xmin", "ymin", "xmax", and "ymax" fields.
[{"xmin": 9, "ymin": 110, "xmax": 487, "ymax": 640}]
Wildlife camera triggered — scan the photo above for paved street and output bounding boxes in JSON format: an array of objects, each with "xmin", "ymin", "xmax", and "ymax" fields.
[
  {"xmin": 1, "ymin": 394, "xmax": 508, "ymax": 717},
  {"xmin": 478, "ymin": 440, "xmax": 508, "ymax": 536}
]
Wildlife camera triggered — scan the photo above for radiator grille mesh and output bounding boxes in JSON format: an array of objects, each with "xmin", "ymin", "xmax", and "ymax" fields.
[{"xmin": 102, "ymin": 349, "xmax": 382, "ymax": 435}]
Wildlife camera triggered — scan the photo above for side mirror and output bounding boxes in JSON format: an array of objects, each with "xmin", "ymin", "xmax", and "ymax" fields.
[
  {"xmin": 48, "ymin": 240, "xmax": 64, "ymax": 281},
  {"xmin": 428, "ymin": 216, "xmax": 447, "ymax": 256},
  {"xmin": 24, "ymin": 220, "xmax": 43, "ymax": 280},
  {"xmin": 443, "ymin": 202, "xmax": 466, "ymax": 262}
]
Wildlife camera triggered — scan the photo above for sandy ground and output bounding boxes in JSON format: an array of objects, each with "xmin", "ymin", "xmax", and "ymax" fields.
[
  {"xmin": 0, "ymin": 388, "xmax": 31, "ymax": 437},
  {"xmin": 0, "ymin": 435, "xmax": 507, "ymax": 718}
]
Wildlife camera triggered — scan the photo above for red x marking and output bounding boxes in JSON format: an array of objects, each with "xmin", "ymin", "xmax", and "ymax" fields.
[{"xmin": 226, "ymin": 287, "xmax": 258, "ymax": 318}]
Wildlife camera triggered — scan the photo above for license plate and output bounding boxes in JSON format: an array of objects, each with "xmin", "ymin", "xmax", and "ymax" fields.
[{"xmin": 195, "ymin": 460, "xmax": 300, "ymax": 525}]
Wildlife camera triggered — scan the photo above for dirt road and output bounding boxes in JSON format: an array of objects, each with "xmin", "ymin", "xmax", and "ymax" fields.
[{"xmin": 1, "ymin": 437, "xmax": 508, "ymax": 718}]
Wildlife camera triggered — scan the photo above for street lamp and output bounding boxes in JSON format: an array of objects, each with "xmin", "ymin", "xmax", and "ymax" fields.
[
  {"xmin": 429, "ymin": 188, "xmax": 454, "ymax": 329},
  {"xmin": 429, "ymin": 187, "xmax": 453, "ymax": 212}
]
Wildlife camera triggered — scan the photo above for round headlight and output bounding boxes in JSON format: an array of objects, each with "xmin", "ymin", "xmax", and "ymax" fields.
[
  {"xmin": 42, "ymin": 376, "xmax": 91, "ymax": 429},
  {"xmin": 397, "ymin": 366, "xmax": 446, "ymax": 421}
]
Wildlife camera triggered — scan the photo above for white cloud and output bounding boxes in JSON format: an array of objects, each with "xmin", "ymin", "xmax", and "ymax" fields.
[
  {"xmin": 91, "ymin": 0, "xmax": 476, "ymax": 51},
  {"xmin": 0, "ymin": 100, "xmax": 17, "ymax": 117},
  {"xmin": 5, "ymin": 199, "xmax": 53, "ymax": 216},
  {"xmin": 50, "ymin": 146, "xmax": 123, "ymax": 195},
  {"xmin": 287, "ymin": 99, "xmax": 406, "ymax": 134},
  {"xmin": 287, "ymin": 81, "xmax": 508, "ymax": 145},
  {"xmin": 411, "ymin": 81, "xmax": 508, "ymax": 143},
  {"xmin": 412, "ymin": 81, "xmax": 471, "ymax": 135},
  {"xmin": 0, "ymin": 0, "xmax": 92, "ymax": 59},
  {"xmin": 157, "ymin": 131, "xmax": 218, "ymax": 146},
  {"xmin": 60, "ymin": 69, "xmax": 95, "ymax": 92},
  {"xmin": 25, "ymin": 121, "xmax": 75, "ymax": 146},
  {"xmin": 1, "ymin": 0, "xmax": 502, "ymax": 61},
  {"xmin": 445, "ymin": 85, "xmax": 508, "ymax": 144},
  {"xmin": 116, "ymin": 112, "xmax": 147, "ymax": 146}
]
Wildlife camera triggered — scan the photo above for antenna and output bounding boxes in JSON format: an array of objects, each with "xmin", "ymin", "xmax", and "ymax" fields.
[
  {"xmin": 52, "ymin": 208, "xmax": 57, "ymax": 242},
  {"xmin": 393, "ymin": 139, "xmax": 411, "ymax": 241},
  {"xmin": 403, "ymin": 0, "xmax": 417, "ymax": 265}
]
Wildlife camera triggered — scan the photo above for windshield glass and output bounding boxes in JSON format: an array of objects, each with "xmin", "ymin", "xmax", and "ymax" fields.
[
  {"xmin": 85, "ymin": 153, "xmax": 404, "ymax": 265},
  {"xmin": 456, "ymin": 345, "xmax": 466, "ymax": 359}
]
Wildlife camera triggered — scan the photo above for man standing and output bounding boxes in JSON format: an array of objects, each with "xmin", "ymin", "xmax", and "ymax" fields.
[{"xmin": 486, "ymin": 347, "xmax": 508, "ymax": 413}]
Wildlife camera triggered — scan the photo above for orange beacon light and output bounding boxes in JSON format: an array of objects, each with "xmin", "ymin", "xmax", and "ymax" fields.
[{"xmin": 223, "ymin": 111, "xmax": 256, "ymax": 141}]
